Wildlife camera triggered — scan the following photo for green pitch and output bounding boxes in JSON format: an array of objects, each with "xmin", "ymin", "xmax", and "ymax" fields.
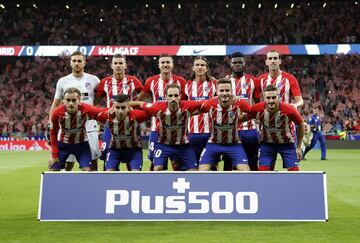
[{"xmin": 0, "ymin": 149, "xmax": 359, "ymax": 242}]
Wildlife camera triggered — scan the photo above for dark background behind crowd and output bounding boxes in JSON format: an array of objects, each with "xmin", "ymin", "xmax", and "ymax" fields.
[{"xmin": 0, "ymin": 0, "xmax": 359, "ymax": 136}]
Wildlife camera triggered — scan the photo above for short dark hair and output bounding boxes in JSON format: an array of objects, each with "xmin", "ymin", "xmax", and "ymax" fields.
[
  {"xmin": 64, "ymin": 87, "xmax": 82, "ymax": 98},
  {"xmin": 71, "ymin": 51, "xmax": 85, "ymax": 58},
  {"xmin": 115, "ymin": 94, "xmax": 130, "ymax": 103},
  {"xmin": 165, "ymin": 83, "xmax": 181, "ymax": 95},
  {"xmin": 230, "ymin": 52, "xmax": 245, "ymax": 59},
  {"xmin": 216, "ymin": 78, "xmax": 232, "ymax": 87},
  {"xmin": 112, "ymin": 54, "xmax": 126, "ymax": 62},
  {"xmin": 264, "ymin": 85, "xmax": 278, "ymax": 92}
]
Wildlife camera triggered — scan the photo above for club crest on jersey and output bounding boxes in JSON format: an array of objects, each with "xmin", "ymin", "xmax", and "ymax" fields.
[
  {"xmin": 243, "ymin": 83, "xmax": 248, "ymax": 89},
  {"xmin": 123, "ymin": 84, "xmax": 129, "ymax": 90},
  {"xmin": 228, "ymin": 111, "xmax": 235, "ymax": 119},
  {"xmin": 85, "ymin": 82, "xmax": 91, "ymax": 89},
  {"xmin": 204, "ymin": 86, "xmax": 210, "ymax": 92},
  {"xmin": 277, "ymin": 83, "xmax": 282, "ymax": 89}
]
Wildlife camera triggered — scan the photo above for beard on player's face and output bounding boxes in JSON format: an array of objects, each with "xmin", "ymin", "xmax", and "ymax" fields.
[
  {"xmin": 66, "ymin": 105, "xmax": 78, "ymax": 114},
  {"xmin": 168, "ymin": 100, "xmax": 179, "ymax": 111}
]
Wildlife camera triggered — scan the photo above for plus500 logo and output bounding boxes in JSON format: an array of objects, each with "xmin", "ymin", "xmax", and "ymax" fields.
[{"xmin": 105, "ymin": 190, "xmax": 258, "ymax": 214}]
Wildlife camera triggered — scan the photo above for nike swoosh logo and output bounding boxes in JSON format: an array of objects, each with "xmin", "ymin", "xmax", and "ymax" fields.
[{"xmin": 192, "ymin": 49, "xmax": 206, "ymax": 55}]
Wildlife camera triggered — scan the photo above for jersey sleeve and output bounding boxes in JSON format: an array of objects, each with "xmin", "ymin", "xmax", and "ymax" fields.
[
  {"xmin": 131, "ymin": 110, "xmax": 150, "ymax": 123},
  {"xmin": 248, "ymin": 102, "xmax": 264, "ymax": 120},
  {"xmin": 54, "ymin": 78, "xmax": 64, "ymax": 100},
  {"xmin": 50, "ymin": 106, "xmax": 62, "ymax": 158},
  {"xmin": 96, "ymin": 110, "xmax": 109, "ymax": 124},
  {"xmin": 285, "ymin": 104, "xmax": 303, "ymax": 125},
  {"xmin": 96, "ymin": 79, "xmax": 106, "ymax": 98},
  {"xmin": 252, "ymin": 76, "xmax": 261, "ymax": 100},
  {"xmin": 93, "ymin": 76, "xmax": 100, "ymax": 88},
  {"xmin": 141, "ymin": 102, "xmax": 161, "ymax": 116},
  {"xmin": 235, "ymin": 99, "xmax": 251, "ymax": 113},
  {"xmin": 133, "ymin": 77, "xmax": 144, "ymax": 93},
  {"xmin": 178, "ymin": 76, "xmax": 188, "ymax": 100},
  {"xmin": 82, "ymin": 103, "xmax": 109, "ymax": 119},
  {"xmin": 289, "ymin": 74, "xmax": 301, "ymax": 97},
  {"xmin": 183, "ymin": 101, "xmax": 204, "ymax": 113},
  {"xmin": 142, "ymin": 78, "xmax": 152, "ymax": 94},
  {"xmin": 200, "ymin": 99, "xmax": 215, "ymax": 113}
]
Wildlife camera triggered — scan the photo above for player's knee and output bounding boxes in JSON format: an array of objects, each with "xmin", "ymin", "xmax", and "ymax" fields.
[
  {"xmin": 236, "ymin": 164, "xmax": 250, "ymax": 171},
  {"xmin": 154, "ymin": 166, "xmax": 163, "ymax": 171},
  {"xmin": 81, "ymin": 167, "xmax": 91, "ymax": 172},
  {"xmin": 199, "ymin": 164, "xmax": 211, "ymax": 171}
]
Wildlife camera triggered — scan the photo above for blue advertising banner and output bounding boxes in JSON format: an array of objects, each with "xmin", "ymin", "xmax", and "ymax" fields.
[{"xmin": 38, "ymin": 172, "xmax": 328, "ymax": 221}]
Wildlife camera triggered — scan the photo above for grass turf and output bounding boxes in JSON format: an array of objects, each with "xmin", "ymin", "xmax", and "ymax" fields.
[{"xmin": 0, "ymin": 149, "xmax": 359, "ymax": 242}]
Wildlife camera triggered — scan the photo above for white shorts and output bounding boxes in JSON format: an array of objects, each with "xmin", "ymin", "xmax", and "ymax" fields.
[{"xmin": 66, "ymin": 120, "xmax": 99, "ymax": 162}]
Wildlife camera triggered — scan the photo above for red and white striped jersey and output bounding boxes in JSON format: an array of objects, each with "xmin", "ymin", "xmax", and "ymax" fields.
[
  {"xmin": 257, "ymin": 71, "xmax": 301, "ymax": 104},
  {"xmin": 50, "ymin": 103, "xmax": 108, "ymax": 158},
  {"xmin": 142, "ymin": 74, "xmax": 187, "ymax": 131},
  {"xmin": 185, "ymin": 79, "xmax": 216, "ymax": 133},
  {"xmin": 97, "ymin": 110, "xmax": 149, "ymax": 149},
  {"xmin": 200, "ymin": 98, "xmax": 251, "ymax": 144},
  {"xmin": 142, "ymin": 101, "xmax": 202, "ymax": 145},
  {"xmin": 96, "ymin": 75, "xmax": 143, "ymax": 108},
  {"xmin": 230, "ymin": 74, "xmax": 260, "ymax": 131},
  {"xmin": 248, "ymin": 102, "xmax": 303, "ymax": 144}
]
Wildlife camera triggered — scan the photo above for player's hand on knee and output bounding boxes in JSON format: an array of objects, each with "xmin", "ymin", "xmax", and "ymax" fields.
[
  {"xmin": 48, "ymin": 157, "xmax": 59, "ymax": 169},
  {"xmin": 296, "ymin": 148, "xmax": 302, "ymax": 160}
]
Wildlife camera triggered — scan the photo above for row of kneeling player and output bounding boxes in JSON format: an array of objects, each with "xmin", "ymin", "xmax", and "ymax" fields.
[{"xmin": 48, "ymin": 79, "xmax": 304, "ymax": 172}]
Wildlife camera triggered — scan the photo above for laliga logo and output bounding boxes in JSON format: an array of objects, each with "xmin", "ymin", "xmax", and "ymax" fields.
[{"xmin": 106, "ymin": 178, "xmax": 258, "ymax": 214}]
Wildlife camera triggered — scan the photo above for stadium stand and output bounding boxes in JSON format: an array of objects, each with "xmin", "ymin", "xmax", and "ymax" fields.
[{"xmin": 0, "ymin": 0, "xmax": 359, "ymax": 137}]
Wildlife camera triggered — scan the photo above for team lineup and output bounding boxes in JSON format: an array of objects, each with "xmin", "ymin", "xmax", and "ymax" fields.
[{"xmin": 47, "ymin": 50, "xmax": 327, "ymax": 172}]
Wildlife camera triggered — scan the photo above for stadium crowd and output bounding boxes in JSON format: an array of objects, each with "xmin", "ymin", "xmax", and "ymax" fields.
[
  {"xmin": 0, "ymin": 54, "xmax": 360, "ymax": 136},
  {"xmin": 0, "ymin": 0, "xmax": 359, "ymax": 137},
  {"xmin": 0, "ymin": 1, "xmax": 359, "ymax": 45}
]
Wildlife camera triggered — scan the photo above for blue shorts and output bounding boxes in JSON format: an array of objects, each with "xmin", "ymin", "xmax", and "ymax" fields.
[
  {"xmin": 259, "ymin": 142, "xmax": 299, "ymax": 169},
  {"xmin": 200, "ymin": 143, "xmax": 248, "ymax": 167},
  {"xmin": 51, "ymin": 141, "xmax": 92, "ymax": 170},
  {"xmin": 105, "ymin": 148, "xmax": 143, "ymax": 171},
  {"xmin": 100, "ymin": 125, "xmax": 112, "ymax": 161},
  {"xmin": 153, "ymin": 143, "xmax": 198, "ymax": 170},
  {"xmin": 188, "ymin": 133, "xmax": 210, "ymax": 161},
  {"xmin": 148, "ymin": 131, "xmax": 159, "ymax": 162}
]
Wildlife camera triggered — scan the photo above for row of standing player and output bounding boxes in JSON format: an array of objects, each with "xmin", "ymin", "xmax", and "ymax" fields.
[{"xmin": 47, "ymin": 50, "xmax": 308, "ymax": 171}]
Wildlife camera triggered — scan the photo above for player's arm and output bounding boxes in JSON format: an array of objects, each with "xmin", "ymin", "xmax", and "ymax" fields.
[
  {"xmin": 129, "ymin": 101, "xmax": 146, "ymax": 108},
  {"xmin": 132, "ymin": 78, "xmax": 144, "ymax": 100},
  {"xmin": 49, "ymin": 99, "xmax": 61, "ymax": 123},
  {"xmin": 241, "ymin": 103, "xmax": 258, "ymax": 122},
  {"xmin": 85, "ymin": 104, "xmax": 109, "ymax": 120},
  {"xmin": 253, "ymin": 77, "xmax": 261, "ymax": 103},
  {"xmin": 289, "ymin": 75, "xmax": 303, "ymax": 108},
  {"xmin": 133, "ymin": 110, "xmax": 151, "ymax": 123},
  {"xmin": 288, "ymin": 105, "xmax": 305, "ymax": 159},
  {"xmin": 94, "ymin": 79, "xmax": 105, "ymax": 105},
  {"xmin": 138, "ymin": 78, "xmax": 152, "ymax": 101},
  {"xmin": 199, "ymin": 99, "xmax": 212, "ymax": 114},
  {"xmin": 137, "ymin": 91, "xmax": 150, "ymax": 101},
  {"xmin": 296, "ymin": 121, "xmax": 305, "ymax": 160},
  {"xmin": 49, "ymin": 108, "xmax": 61, "ymax": 168},
  {"xmin": 185, "ymin": 100, "xmax": 205, "ymax": 116},
  {"xmin": 292, "ymin": 96, "xmax": 304, "ymax": 109}
]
